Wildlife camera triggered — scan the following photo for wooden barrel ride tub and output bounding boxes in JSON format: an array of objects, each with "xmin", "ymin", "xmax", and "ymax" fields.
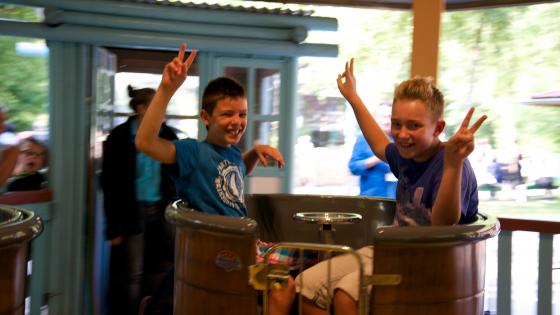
[
  {"xmin": 166, "ymin": 195, "xmax": 396, "ymax": 314},
  {"xmin": 167, "ymin": 194, "xmax": 498, "ymax": 315},
  {"xmin": 0, "ymin": 205, "xmax": 43, "ymax": 315},
  {"xmin": 371, "ymin": 213, "xmax": 500, "ymax": 315},
  {"xmin": 166, "ymin": 201, "xmax": 259, "ymax": 315}
]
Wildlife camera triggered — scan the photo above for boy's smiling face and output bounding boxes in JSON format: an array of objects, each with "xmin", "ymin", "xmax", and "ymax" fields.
[
  {"xmin": 390, "ymin": 99, "xmax": 445, "ymax": 162},
  {"xmin": 202, "ymin": 96, "xmax": 247, "ymax": 147}
]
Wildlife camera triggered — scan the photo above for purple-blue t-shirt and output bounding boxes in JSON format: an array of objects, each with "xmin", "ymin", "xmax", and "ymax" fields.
[
  {"xmin": 384, "ymin": 143, "xmax": 479, "ymax": 226},
  {"xmin": 173, "ymin": 139, "xmax": 247, "ymax": 217}
]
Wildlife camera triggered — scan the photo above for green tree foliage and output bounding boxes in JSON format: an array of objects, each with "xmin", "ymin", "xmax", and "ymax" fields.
[
  {"xmin": 0, "ymin": 5, "xmax": 47, "ymax": 131},
  {"xmin": 297, "ymin": 3, "xmax": 560, "ymax": 158},
  {"xmin": 0, "ymin": 4, "xmax": 41, "ymax": 21},
  {"xmin": 299, "ymin": 7, "xmax": 412, "ymax": 101},
  {"xmin": 439, "ymin": 4, "xmax": 560, "ymax": 154}
]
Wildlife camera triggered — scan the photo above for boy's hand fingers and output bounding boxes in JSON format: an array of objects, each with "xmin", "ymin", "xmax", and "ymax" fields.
[
  {"xmin": 277, "ymin": 157, "xmax": 285, "ymax": 168},
  {"xmin": 172, "ymin": 57, "xmax": 183, "ymax": 72},
  {"xmin": 469, "ymin": 115, "xmax": 487, "ymax": 134},
  {"xmin": 177, "ymin": 42, "xmax": 186, "ymax": 62},
  {"xmin": 185, "ymin": 50, "xmax": 198, "ymax": 68},
  {"xmin": 452, "ymin": 133, "xmax": 473, "ymax": 146},
  {"xmin": 349, "ymin": 58, "xmax": 354, "ymax": 74},
  {"xmin": 256, "ymin": 152, "xmax": 268, "ymax": 166},
  {"xmin": 337, "ymin": 75, "xmax": 343, "ymax": 87},
  {"xmin": 460, "ymin": 107, "xmax": 475, "ymax": 130}
]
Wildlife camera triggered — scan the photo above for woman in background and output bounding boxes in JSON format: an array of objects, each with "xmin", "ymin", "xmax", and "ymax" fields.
[{"xmin": 101, "ymin": 85, "xmax": 178, "ymax": 315}]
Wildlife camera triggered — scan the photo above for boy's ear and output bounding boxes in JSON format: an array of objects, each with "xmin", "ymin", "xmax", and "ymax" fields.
[
  {"xmin": 200, "ymin": 109, "xmax": 209, "ymax": 126},
  {"xmin": 433, "ymin": 119, "xmax": 445, "ymax": 136}
]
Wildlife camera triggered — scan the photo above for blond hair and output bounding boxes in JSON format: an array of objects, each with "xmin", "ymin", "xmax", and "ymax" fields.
[{"xmin": 393, "ymin": 77, "xmax": 444, "ymax": 120}]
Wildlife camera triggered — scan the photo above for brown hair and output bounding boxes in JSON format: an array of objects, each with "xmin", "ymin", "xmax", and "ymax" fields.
[
  {"xmin": 201, "ymin": 77, "xmax": 246, "ymax": 115},
  {"xmin": 128, "ymin": 85, "xmax": 155, "ymax": 113},
  {"xmin": 393, "ymin": 77, "xmax": 444, "ymax": 120}
]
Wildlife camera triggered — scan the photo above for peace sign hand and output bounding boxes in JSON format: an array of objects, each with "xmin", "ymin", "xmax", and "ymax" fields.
[
  {"xmin": 161, "ymin": 42, "xmax": 198, "ymax": 92},
  {"xmin": 444, "ymin": 107, "xmax": 487, "ymax": 166},
  {"xmin": 336, "ymin": 58, "xmax": 357, "ymax": 101}
]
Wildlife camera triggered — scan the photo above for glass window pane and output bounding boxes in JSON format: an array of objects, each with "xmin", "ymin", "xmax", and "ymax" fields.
[
  {"xmin": 114, "ymin": 73, "xmax": 199, "ymax": 117},
  {"xmin": 0, "ymin": 36, "xmax": 49, "ymax": 140},
  {"xmin": 253, "ymin": 121, "xmax": 279, "ymax": 149},
  {"xmin": 255, "ymin": 68, "xmax": 281, "ymax": 115},
  {"xmin": 223, "ymin": 67, "xmax": 249, "ymax": 152},
  {"xmin": 224, "ymin": 67, "xmax": 248, "ymax": 91},
  {"xmin": 168, "ymin": 76, "xmax": 199, "ymax": 116},
  {"xmin": 166, "ymin": 118, "xmax": 198, "ymax": 140}
]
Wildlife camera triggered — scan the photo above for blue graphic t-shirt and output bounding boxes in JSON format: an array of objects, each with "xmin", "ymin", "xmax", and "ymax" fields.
[
  {"xmin": 384, "ymin": 143, "xmax": 479, "ymax": 226},
  {"xmin": 173, "ymin": 139, "xmax": 247, "ymax": 217}
]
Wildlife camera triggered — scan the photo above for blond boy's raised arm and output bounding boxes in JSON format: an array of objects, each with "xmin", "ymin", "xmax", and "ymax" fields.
[{"xmin": 337, "ymin": 59, "xmax": 390, "ymax": 161}]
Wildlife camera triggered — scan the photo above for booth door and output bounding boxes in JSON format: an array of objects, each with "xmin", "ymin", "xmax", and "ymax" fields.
[
  {"xmin": 91, "ymin": 46, "xmax": 117, "ymax": 315},
  {"xmin": 216, "ymin": 58, "xmax": 294, "ymax": 194}
]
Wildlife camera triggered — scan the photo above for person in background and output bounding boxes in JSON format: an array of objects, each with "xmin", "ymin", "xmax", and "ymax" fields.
[
  {"xmin": 6, "ymin": 136, "xmax": 47, "ymax": 191},
  {"xmin": 101, "ymin": 85, "xmax": 178, "ymax": 315},
  {"xmin": 0, "ymin": 103, "xmax": 19, "ymax": 187},
  {"xmin": 348, "ymin": 103, "xmax": 396, "ymax": 198}
]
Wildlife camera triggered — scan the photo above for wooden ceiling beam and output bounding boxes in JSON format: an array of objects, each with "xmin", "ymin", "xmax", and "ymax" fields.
[
  {"xmin": 256, "ymin": 0, "xmax": 558, "ymax": 11},
  {"xmin": 257, "ymin": 0, "xmax": 410, "ymax": 9}
]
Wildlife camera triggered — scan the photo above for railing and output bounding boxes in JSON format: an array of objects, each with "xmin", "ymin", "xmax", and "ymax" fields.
[
  {"xmin": 0, "ymin": 189, "xmax": 53, "ymax": 315},
  {"xmin": 494, "ymin": 217, "xmax": 560, "ymax": 315}
]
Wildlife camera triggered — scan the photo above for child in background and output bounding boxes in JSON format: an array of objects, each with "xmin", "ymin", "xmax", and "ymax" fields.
[
  {"xmin": 7, "ymin": 136, "xmax": 47, "ymax": 191},
  {"xmin": 295, "ymin": 58, "xmax": 487, "ymax": 315}
]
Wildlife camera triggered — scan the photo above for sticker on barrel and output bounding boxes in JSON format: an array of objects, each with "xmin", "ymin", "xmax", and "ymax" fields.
[{"xmin": 215, "ymin": 250, "xmax": 242, "ymax": 272}]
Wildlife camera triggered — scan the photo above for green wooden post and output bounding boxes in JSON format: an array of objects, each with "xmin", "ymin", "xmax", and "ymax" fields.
[{"xmin": 47, "ymin": 41, "xmax": 91, "ymax": 315}]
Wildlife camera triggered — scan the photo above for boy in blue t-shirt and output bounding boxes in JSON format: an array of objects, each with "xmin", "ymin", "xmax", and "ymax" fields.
[
  {"xmin": 136, "ymin": 43, "xmax": 284, "ymax": 216},
  {"xmin": 136, "ymin": 42, "xmax": 293, "ymax": 315},
  {"xmin": 295, "ymin": 59, "xmax": 487, "ymax": 315}
]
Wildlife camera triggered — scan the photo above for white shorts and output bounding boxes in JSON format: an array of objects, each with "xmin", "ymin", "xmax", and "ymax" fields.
[{"xmin": 294, "ymin": 245, "xmax": 374, "ymax": 310}]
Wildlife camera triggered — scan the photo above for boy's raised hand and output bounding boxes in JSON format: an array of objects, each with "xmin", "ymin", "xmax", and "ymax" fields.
[
  {"xmin": 254, "ymin": 144, "xmax": 285, "ymax": 168},
  {"xmin": 336, "ymin": 58, "xmax": 357, "ymax": 101},
  {"xmin": 161, "ymin": 42, "xmax": 197, "ymax": 92},
  {"xmin": 445, "ymin": 107, "xmax": 487, "ymax": 166}
]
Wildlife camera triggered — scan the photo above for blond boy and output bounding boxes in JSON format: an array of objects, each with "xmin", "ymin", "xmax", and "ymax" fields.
[{"xmin": 296, "ymin": 59, "xmax": 487, "ymax": 315}]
